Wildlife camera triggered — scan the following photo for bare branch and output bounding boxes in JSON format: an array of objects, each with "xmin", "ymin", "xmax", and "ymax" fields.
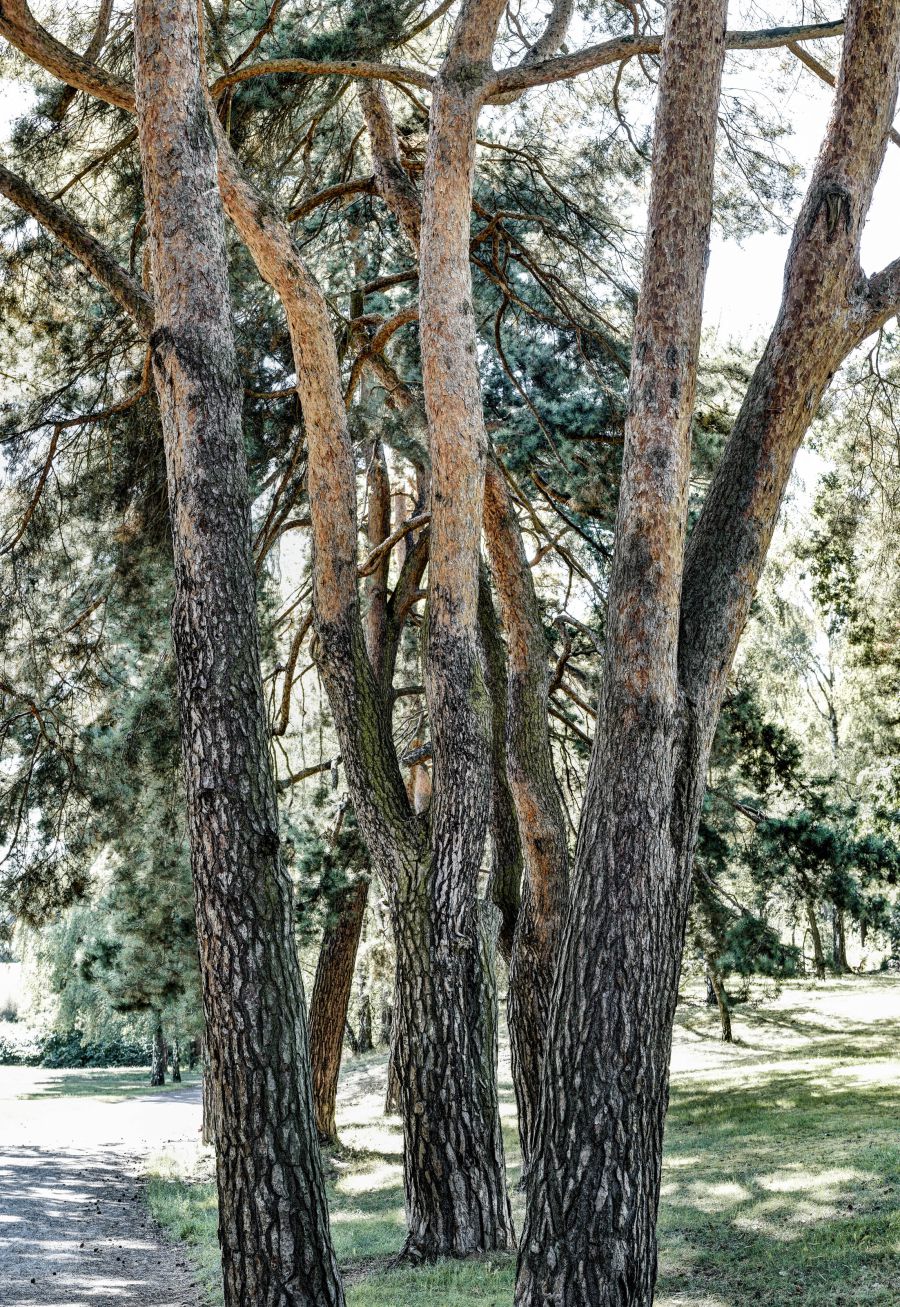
[
  {"xmin": 358, "ymin": 512, "xmax": 430, "ymax": 577},
  {"xmin": 286, "ymin": 174, "xmax": 376, "ymax": 221},
  {"xmin": 358, "ymin": 81, "xmax": 422, "ymax": 247},
  {"xmin": 487, "ymin": 18, "xmax": 845, "ymax": 98},
  {"xmin": 209, "ymin": 56, "xmax": 433, "ymax": 96},
  {"xmin": 50, "ymin": 0, "xmax": 113, "ymax": 120}
]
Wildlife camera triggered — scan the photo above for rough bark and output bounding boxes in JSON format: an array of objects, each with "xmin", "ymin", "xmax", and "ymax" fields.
[
  {"xmin": 132, "ymin": 4, "xmax": 343, "ymax": 1304},
  {"xmin": 171, "ymin": 1038, "xmax": 182, "ymax": 1082},
  {"xmin": 519, "ymin": 6, "xmax": 900, "ymax": 1305},
  {"xmin": 309, "ymin": 877, "xmax": 370, "ymax": 1146},
  {"xmin": 517, "ymin": 3, "xmax": 729, "ymax": 1303},
  {"xmin": 395, "ymin": 0, "xmax": 517, "ymax": 1259}
]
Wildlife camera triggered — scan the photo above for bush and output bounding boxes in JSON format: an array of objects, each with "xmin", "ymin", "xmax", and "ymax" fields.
[
  {"xmin": 0, "ymin": 1023, "xmax": 44, "ymax": 1065},
  {"xmin": 40, "ymin": 1029, "xmax": 147, "ymax": 1068}
]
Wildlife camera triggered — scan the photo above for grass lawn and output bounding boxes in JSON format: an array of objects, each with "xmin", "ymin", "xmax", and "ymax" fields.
[
  {"xmin": 12, "ymin": 1065, "xmax": 202, "ymax": 1101},
  {"xmin": 145, "ymin": 976, "xmax": 900, "ymax": 1307}
]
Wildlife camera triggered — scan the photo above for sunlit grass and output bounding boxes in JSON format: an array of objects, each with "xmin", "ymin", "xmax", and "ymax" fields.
[
  {"xmin": 141, "ymin": 977, "xmax": 900, "ymax": 1306},
  {"xmin": 14, "ymin": 1065, "xmax": 202, "ymax": 1102}
]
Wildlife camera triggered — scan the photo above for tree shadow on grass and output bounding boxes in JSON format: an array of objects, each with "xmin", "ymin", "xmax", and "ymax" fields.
[{"xmin": 657, "ymin": 1067, "xmax": 900, "ymax": 1307}]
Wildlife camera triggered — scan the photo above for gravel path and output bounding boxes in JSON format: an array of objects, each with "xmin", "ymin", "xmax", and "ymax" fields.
[{"xmin": 0, "ymin": 1072, "xmax": 204, "ymax": 1306}]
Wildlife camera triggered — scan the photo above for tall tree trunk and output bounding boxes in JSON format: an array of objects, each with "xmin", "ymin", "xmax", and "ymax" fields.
[
  {"xmin": 150, "ymin": 1016, "xmax": 166, "ymax": 1087},
  {"xmin": 132, "ymin": 4, "xmax": 343, "ymax": 1303},
  {"xmin": 519, "ymin": 7, "xmax": 900, "ymax": 1305},
  {"xmin": 806, "ymin": 898, "xmax": 827, "ymax": 980},
  {"xmin": 309, "ymin": 877, "xmax": 369, "ymax": 1146},
  {"xmin": 517, "ymin": 3, "xmax": 729, "ymax": 1302},
  {"xmin": 396, "ymin": 0, "xmax": 518, "ymax": 1258},
  {"xmin": 171, "ymin": 1038, "xmax": 182, "ymax": 1083}
]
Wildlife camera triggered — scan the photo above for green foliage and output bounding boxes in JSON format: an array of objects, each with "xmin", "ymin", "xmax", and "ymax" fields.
[
  {"xmin": 0, "ymin": 1024, "xmax": 146, "ymax": 1066},
  {"xmin": 39, "ymin": 1028, "xmax": 148, "ymax": 1068}
]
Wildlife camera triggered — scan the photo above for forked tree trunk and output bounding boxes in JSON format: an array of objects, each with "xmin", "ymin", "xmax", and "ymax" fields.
[
  {"xmin": 150, "ymin": 1017, "xmax": 166, "ymax": 1087},
  {"xmin": 309, "ymin": 877, "xmax": 369, "ymax": 1146},
  {"xmin": 132, "ymin": 4, "xmax": 342, "ymax": 1303},
  {"xmin": 519, "ymin": 6, "xmax": 900, "ymax": 1305},
  {"xmin": 517, "ymin": 3, "xmax": 729, "ymax": 1302}
]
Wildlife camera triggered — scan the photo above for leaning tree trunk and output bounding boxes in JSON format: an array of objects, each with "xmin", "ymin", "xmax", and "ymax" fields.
[
  {"xmin": 517, "ymin": 3, "xmax": 729, "ymax": 1303},
  {"xmin": 132, "ymin": 3, "xmax": 343, "ymax": 1304},
  {"xmin": 150, "ymin": 1017, "xmax": 166, "ymax": 1087},
  {"xmin": 309, "ymin": 877, "xmax": 369, "ymax": 1146}
]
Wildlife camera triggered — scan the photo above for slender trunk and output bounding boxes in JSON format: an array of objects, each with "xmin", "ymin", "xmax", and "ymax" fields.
[
  {"xmin": 832, "ymin": 906, "xmax": 851, "ymax": 973},
  {"xmin": 388, "ymin": 0, "xmax": 516, "ymax": 1259},
  {"xmin": 133, "ymin": 5, "xmax": 342, "ymax": 1303},
  {"xmin": 806, "ymin": 899, "xmax": 827, "ymax": 980},
  {"xmin": 200, "ymin": 1033, "xmax": 216, "ymax": 1146},
  {"xmin": 357, "ymin": 994, "xmax": 373, "ymax": 1053},
  {"xmin": 171, "ymin": 1039, "xmax": 182, "ymax": 1083},
  {"xmin": 384, "ymin": 1028, "xmax": 401, "ymax": 1115},
  {"xmin": 478, "ymin": 567, "xmax": 523, "ymax": 967},
  {"xmin": 517, "ymin": 4, "xmax": 729, "ymax": 1303},
  {"xmin": 202, "ymin": 1064, "xmax": 218, "ymax": 1148},
  {"xmin": 484, "ymin": 461, "xmax": 569, "ymax": 1172},
  {"xmin": 309, "ymin": 878, "xmax": 369, "ymax": 1146},
  {"xmin": 705, "ymin": 975, "xmax": 717, "ymax": 1006},
  {"xmin": 150, "ymin": 1017, "xmax": 166, "ymax": 1087},
  {"xmin": 707, "ymin": 967, "xmax": 732, "ymax": 1043}
]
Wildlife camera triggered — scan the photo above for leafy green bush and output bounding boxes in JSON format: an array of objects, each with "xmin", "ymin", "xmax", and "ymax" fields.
[{"xmin": 40, "ymin": 1029, "xmax": 147, "ymax": 1068}]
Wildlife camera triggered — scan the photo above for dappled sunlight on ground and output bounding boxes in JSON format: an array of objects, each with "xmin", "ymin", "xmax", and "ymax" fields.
[{"xmin": 136, "ymin": 976, "xmax": 900, "ymax": 1305}]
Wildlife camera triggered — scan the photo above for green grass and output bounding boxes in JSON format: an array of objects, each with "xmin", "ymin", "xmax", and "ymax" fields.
[
  {"xmin": 17, "ymin": 1066, "xmax": 202, "ymax": 1101},
  {"xmin": 143, "ymin": 977, "xmax": 900, "ymax": 1306}
]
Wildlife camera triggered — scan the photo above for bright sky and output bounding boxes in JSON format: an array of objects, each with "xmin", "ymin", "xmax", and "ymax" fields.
[{"xmin": 706, "ymin": 62, "xmax": 900, "ymax": 343}]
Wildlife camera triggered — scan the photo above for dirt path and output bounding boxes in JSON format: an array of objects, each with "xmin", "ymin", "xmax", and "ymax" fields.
[{"xmin": 0, "ymin": 1073, "xmax": 204, "ymax": 1306}]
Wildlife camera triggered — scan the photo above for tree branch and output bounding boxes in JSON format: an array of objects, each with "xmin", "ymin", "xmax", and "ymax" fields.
[
  {"xmin": 487, "ymin": 18, "xmax": 845, "ymax": 98},
  {"xmin": 679, "ymin": 1, "xmax": 900, "ymax": 732},
  {"xmin": 0, "ymin": 161, "xmax": 153, "ymax": 333},
  {"xmin": 209, "ymin": 56, "xmax": 433, "ymax": 96}
]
